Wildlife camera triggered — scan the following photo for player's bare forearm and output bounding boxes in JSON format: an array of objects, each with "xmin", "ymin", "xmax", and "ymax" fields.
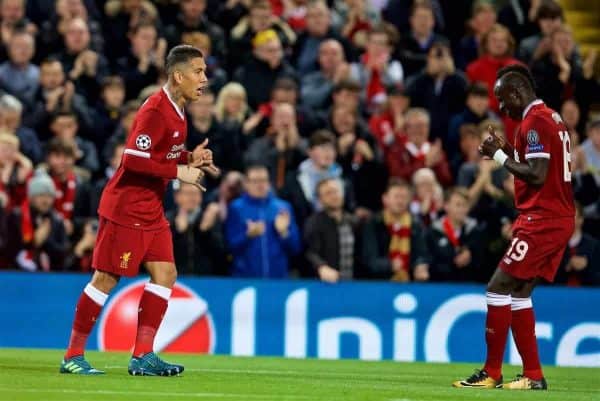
[{"xmin": 503, "ymin": 157, "xmax": 549, "ymax": 187}]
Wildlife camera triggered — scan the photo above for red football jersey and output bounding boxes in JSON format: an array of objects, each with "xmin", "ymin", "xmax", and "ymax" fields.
[
  {"xmin": 512, "ymin": 100, "xmax": 575, "ymax": 218},
  {"xmin": 98, "ymin": 87, "xmax": 190, "ymax": 230}
]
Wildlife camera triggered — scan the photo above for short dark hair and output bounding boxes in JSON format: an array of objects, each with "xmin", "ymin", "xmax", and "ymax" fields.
[
  {"xmin": 245, "ymin": 163, "xmax": 269, "ymax": 176},
  {"xmin": 272, "ymin": 77, "xmax": 298, "ymax": 92},
  {"xmin": 51, "ymin": 110, "xmax": 78, "ymax": 123},
  {"xmin": 466, "ymin": 82, "xmax": 489, "ymax": 98},
  {"xmin": 309, "ymin": 129, "xmax": 335, "ymax": 148},
  {"xmin": 165, "ymin": 45, "xmax": 204, "ymax": 74},
  {"xmin": 40, "ymin": 56, "xmax": 62, "ymax": 68},
  {"xmin": 46, "ymin": 137, "xmax": 76, "ymax": 158},
  {"xmin": 497, "ymin": 63, "xmax": 536, "ymax": 93},
  {"xmin": 333, "ymin": 79, "xmax": 361, "ymax": 94},
  {"xmin": 587, "ymin": 118, "xmax": 600, "ymax": 132},
  {"xmin": 368, "ymin": 23, "xmax": 399, "ymax": 47},
  {"xmin": 445, "ymin": 186, "xmax": 470, "ymax": 203},
  {"xmin": 385, "ymin": 178, "xmax": 412, "ymax": 193},
  {"xmin": 412, "ymin": 0, "xmax": 434, "ymax": 15},
  {"xmin": 536, "ymin": 0, "xmax": 563, "ymax": 21},
  {"xmin": 130, "ymin": 21, "xmax": 157, "ymax": 37},
  {"xmin": 101, "ymin": 76, "xmax": 125, "ymax": 90}
]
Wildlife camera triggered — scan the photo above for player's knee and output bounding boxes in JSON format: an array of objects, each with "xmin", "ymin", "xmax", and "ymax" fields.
[
  {"xmin": 486, "ymin": 270, "xmax": 513, "ymax": 294},
  {"xmin": 153, "ymin": 265, "xmax": 177, "ymax": 288},
  {"xmin": 90, "ymin": 270, "xmax": 120, "ymax": 294}
]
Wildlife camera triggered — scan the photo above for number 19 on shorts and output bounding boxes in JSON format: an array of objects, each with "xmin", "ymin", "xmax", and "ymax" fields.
[{"xmin": 503, "ymin": 238, "xmax": 529, "ymax": 264}]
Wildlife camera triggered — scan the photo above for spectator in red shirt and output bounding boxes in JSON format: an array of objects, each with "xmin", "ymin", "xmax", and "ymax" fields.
[
  {"xmin": 466, "ymin": 23, "xmax": 520, "ymax": 141},
  {"xmin": 385, "ymin": 107, "xmax": 452, "ymax": 187},
  {"xmin": 368, "ymin": 84, "xmax": 410, "ymax": 151}
]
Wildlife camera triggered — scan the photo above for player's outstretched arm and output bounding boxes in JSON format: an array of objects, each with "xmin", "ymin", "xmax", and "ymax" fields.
[{"xmin": 479, "ymin": 126, "xmax": 549, "ymax": 187}]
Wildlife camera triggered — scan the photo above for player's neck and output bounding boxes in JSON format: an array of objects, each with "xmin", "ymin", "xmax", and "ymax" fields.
[{"xmin": 164, "ymin": 82, "xmax": 186, "ymax": 110}]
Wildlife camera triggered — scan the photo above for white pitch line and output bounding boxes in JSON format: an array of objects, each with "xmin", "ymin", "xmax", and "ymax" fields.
[
  {"xmin": 0, "ymin": 387, "xmax": 310, "ymax": 400},
  {"xmin": 99, "ymin": 365, "xmax": 425, "ymax": 380}
]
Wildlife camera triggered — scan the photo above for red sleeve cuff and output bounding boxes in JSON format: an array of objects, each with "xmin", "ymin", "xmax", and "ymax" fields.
[{"xmin": 178, "ymin": 150, "xmax": 191, "ymax": 165}]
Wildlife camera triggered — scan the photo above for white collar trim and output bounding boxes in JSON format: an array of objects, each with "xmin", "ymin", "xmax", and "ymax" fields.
[
  {"xmin": 522, "ymin": 99, "xmax": 543, "ymax": 119},
  {"xmin": 162, "ymin": 85, "xmax": 185, "ymax": 120}
]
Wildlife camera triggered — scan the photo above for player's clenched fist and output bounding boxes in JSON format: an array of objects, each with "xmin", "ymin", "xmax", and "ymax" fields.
[{"xmin": 176, "ymin": 165, "xmax": 205, "ymax": 191}]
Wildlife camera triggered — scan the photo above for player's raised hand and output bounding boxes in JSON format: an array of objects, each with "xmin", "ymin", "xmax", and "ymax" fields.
[
  {"xmin": 479, "ymin": 125, "xmax": 503, "ymax": 158},
  {"xmin": 190, "ymin": 139, "xmax": 221, "ymax": 177}
]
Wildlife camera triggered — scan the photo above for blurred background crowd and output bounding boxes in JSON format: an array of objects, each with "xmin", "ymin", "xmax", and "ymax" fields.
[{"xmin": 0, "ymin": 0, "xmax": 598, "ymax": 285}]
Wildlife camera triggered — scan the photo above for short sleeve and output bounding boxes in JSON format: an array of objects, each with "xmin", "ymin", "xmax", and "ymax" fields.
[
  {"xmin": 124, "ymin": 107, "xmax": 165, "ymax": 159},
  {"xmin": 522, "ymin": 116, "xmax": 552, "ymax": 161}
]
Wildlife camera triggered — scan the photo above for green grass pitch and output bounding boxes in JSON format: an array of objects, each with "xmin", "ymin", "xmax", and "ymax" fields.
[{"xmin": 0, "ymin": 349, "xmax": 598, "ymax": 401}]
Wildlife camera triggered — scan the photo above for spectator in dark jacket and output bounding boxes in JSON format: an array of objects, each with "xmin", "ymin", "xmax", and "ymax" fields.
[
  {"xmin": 361, "ymin": 179, "xmax": 430, "ymax": 281},
  {"xmin": 48, "ymin": 111, "xmax": 99, "ymax": 174},
  {"xmin": 5, "ymin": 170, "xmax": 69, "ymax": 271},
  {"xmin": 167, "ymin": 182, "xmax": 227, "ymax": 276},
  {"xmin": 531, "ymin": 24, "xmax": 583, "ymax": 111},
  {"xmin": 24, "ymin": 57, "xmax": 95, "ymax": 141},
  {"xmin": 304, "ymin": 177, "xmax": 360, "ymax": 282},
  {"xmin": 228, "ymin": 0, "xmax": 296, "ymax": 71},
  {"xmin": 93, "ymin": 76, "xmax": 125, "ymax": 152},
  {"xmin": 292, "ymin": 1, "xmax": 355, "ymax": 75},
  {"xmin": 90, "ymin": 141, "xmax": 123, "ymax": 218},
  {"xmin": 516, "ymin": 0, "xmax": 564, "ymax": 65},
  {"xmin": 244, "ymin": 102, "xmax": 306, "ymax": 190},
  {"xmin": 406, "ymin": 39, "xmax": 467, "ymax": 146},
  {"xmin": 53, "ymin": 17, "xmax": 110, "ymax": 106},
  {"xmin": 186, "ymin": 91, "xmax": 245, "ymax": 190},
  {"xmin": 300, "ymin": 39, "xmax": 351, "ymax": 111},
  {"xmin": 426, "ymin": 187, "xmax": 484, "ymax": 282},
  {"xmin": 225, "ymin": 164, "xmax": 301, "ymax": 278},
  {"xmin": 454, "ymin": 1, "xmax": 497, "ymax": 70},
  {"xmin": 116, "ymin": 22, "xmax": 166, "ymax": 100},
  {"xmin": 164, "ymin": 0, "xmax": 226, "ymax": 62},
  {"xmin": 233, "ymin": 29, "xmax": 297, "ymax": 109},
  {"xmin": 329, "ymin": 104, "xmax": 387, "ymax": 213},
  {"xmin": 555, "ymin": 204, "xmax": 600, "ymax": 286},
  {"xmin": 447, "ymin": 83, "xmax": 499, "ymax": 168},
  {"xmin": 396, "ymin": 1, "xmax": 447, "ymax": 77}
]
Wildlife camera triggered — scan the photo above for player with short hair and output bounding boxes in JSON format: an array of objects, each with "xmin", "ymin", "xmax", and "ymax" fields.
[
  {"xmin": 453, "ymin": 64, "xmax": 574, "ymax": 390},
  {"xmin": 60, "ymin": 45, "xmax": 219, "ymax": 376}
]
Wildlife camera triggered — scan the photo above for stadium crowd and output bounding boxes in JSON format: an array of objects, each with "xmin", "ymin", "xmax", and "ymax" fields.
[{"xmin": 0, "ymin": 0, "xmax": 598, "ymax": 285}]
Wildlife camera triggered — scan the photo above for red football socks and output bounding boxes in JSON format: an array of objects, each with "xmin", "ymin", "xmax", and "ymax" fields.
[
  {"xmin": 132, "ymin": 283, "xmax": 171, "ymax": 357},
  {"xmin": 483, "ymin": 292, "xmax": 512, "ymax": 381},
  {"xmin": 65, "ymin": 284, "xmax": 108, "ymax": 359},
  {"xmin": 511, "ymin": 298, "xmax": 543, "ymax": 380}
]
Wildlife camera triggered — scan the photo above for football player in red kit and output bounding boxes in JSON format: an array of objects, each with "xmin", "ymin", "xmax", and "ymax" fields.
[
  {"xmin": 60, "ymin": 45, "xmax": 219, "ymax": 376},
  {"xmin": 453, "ymin": 65, "xmax": 574, "ymax": 390}
]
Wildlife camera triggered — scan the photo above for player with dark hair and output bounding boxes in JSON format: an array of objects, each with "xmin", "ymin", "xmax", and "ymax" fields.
[
  {"xmin": 453, "ymin": 64, "xmax": 574, "ymax": 390},
  {"xmin": 60, "ymin": 45, "xmax": 219, "ymax": 376}
]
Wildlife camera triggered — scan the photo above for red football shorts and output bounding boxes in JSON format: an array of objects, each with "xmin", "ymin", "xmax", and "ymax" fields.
[
  {"xmin": 499, "ymin": 214, "xmax": 574, "ymax": 282},
  {"xmin": 92, "ymin": 217, "xmax": 175, "ymax": 277}
]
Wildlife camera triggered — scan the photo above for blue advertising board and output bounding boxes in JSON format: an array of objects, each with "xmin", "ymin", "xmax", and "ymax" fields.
[{"xmin": 0, "ymin": 272, "xmax": 598, "ymax": 366}]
